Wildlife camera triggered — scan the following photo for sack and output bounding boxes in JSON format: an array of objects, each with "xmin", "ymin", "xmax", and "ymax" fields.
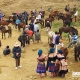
[{"xmin": 18, "ymin": 35, "xmax": 22, "ymax": 42}]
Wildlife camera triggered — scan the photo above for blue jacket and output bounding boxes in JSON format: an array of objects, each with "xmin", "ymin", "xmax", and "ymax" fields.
[
  {"xmin": 12, "ymin": 46, "xmax": 22, "ymax": 59},
  {"xmin": 16, "ymin": 19, "xmax": 21, "ymax": 24}
]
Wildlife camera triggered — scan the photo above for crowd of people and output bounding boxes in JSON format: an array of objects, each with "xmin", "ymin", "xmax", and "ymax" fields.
[
  {"xmin": 36, "ymin": 43, "xmax": 68, "ymax": 78},
  {"xmin": 0, "ymin": 4, "xmax": 79, "ymax": 79}
]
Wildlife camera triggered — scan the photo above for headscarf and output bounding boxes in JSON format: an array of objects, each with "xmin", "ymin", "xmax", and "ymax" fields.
[
  {"xmin": 38, "ymin": 49, "xmax": 43, "ymax": 57},
  {"xmin": 50, "ymin": 48, "xmax": 55, "ymax": 53},
  {"xmin": 58, "ymin": 50, "xmax": 63, "ymax": 54}
]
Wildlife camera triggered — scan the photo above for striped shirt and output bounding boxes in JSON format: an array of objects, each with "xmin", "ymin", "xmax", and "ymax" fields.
[{"xmin": 72, "ymin": 35, "xmax": 78, "ymax": 42}]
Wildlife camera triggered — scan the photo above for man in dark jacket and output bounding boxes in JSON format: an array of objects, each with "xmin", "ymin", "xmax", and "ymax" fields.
[
  {"xmin": 46, "ymin": 21, "xmax": 51, "ymax": 31},
  {"xmin": 23, "ymin": 11, "xmax": 29, "ymax": 25},
  {"xmin": 29, "ymin": 22, "xmax": 34, "ymax": 33},
  {"xmin": 18, "ymin": 31, "xmax": 27, "ymax": 48}
]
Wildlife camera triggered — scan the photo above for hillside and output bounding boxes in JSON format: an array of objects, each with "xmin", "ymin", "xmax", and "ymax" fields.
[{"xmin": 0, "ymin": 0, "xmax": 80, "ymax": 16}]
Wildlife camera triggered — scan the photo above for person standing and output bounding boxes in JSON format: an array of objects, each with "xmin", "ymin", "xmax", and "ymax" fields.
[
  {"xmin": 27, "ymin": 28, "xmax": 34, "ymax": 44},
  {"xmin": 52, "ymin": 31, "xmax": 58, "ymax": 45},
  {"xmin": 56, "ymin": 50, "xmax": 68, "ymax": 77},
  {"xmin": 12, "ymin": 42, "xmax": 22, "ymax": 69},
  {"xmin": 18, "ymin": 32, "xmax": 27, "ymax": 48},
  {"xmin": 35, "ymin": 30, "xmax": 41, "ymax": 43},
  {"xmin": 29, "ymin": 22, "xmax": 34, "ymax": 33},
  {"xmin": 26, "ymin": 33, "xmax": 30, "ymax": 45},
  {"xmin": 46, "ymin": 21, "xmax": 51, "ymax": 31},
  {"xmin": 46, "ymin": 43, "xmax": 55, "ymax": 70},
  {"xmin": 34, "ymin": 22, "xmax": 39, "ymax": 33},
  {"xmin": 55, "ymin": 32, "xmax": 64, "ymax": 53},
  {"xmin": 23, "ymin": 11, "xmax": 29, "ymax": 25},
  {"xmin": 56, "ymin": 50, "xmax": 63, "ymax": 76},
  {"xmin": 73, "ymin": 5, "xmax": 78, "ymax": 22},
  {"xmin": 36, "ymin": 49, "xmax": 47, "ymax": 78},
  {"xmin": 59, "ymin": 56, "xmax": 68, "ymax": 78},
  {"xmin": 15, "ymin": 18, "xmax": 21, "ymax": 29},
  {"xmin": 48, "ymin": 48, "xmax": 57, "ymax": 77}
]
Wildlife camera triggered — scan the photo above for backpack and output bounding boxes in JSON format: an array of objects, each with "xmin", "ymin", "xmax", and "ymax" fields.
[{"xmin": 18, "ymin": 35, "xmax": 22, "ymax": 42}]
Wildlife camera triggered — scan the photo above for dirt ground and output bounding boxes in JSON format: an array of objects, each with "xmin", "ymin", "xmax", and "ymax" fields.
[{"xmin": 0, "ymin": 0, "xmax": 80, "ymax": 80}]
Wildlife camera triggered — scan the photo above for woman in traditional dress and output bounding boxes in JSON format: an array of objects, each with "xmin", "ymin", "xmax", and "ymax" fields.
[
  {"xmin": 48, "ymin": 48, "xmax": 57, "ymax": 77},
  {"xmin": 59, "ymin": 56, "xmax": 68, "ymax": 77},
  {"xmin": 36, "ymin": 49, "xmax": 47, "ymax": 78}
]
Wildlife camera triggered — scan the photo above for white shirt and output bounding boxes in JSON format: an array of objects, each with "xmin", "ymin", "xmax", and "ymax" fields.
[
  {"xmin": 37, "ymin": 14, "xmax": 41, "ymax": 19},
  {"xmin": 34, "ymin": 24, "xmax": 39, "ymax": 32}
]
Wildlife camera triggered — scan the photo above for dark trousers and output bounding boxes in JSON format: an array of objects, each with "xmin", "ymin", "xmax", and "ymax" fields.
[
  {"xmin": 25, "ymin": 19, "xmax": 28, "ymax": 25},
  {"xmin": 26, "ymin": 40, "xmax": 30, "ymax": 44},
  {"xmin": 21, "ymin": 40, "xmax": 26, "ymax": 47},
  {"xmin": 15, "ymin": 58, "xmax": 20, "ymax": 67}
]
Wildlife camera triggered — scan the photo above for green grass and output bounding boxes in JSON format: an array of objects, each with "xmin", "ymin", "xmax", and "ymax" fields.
[
  {"xmin": 71, "ymin": 22, "xmax": 75, "ymax": 26},
  {"xmin": 62, "ymin": 32, "xmax": 68, "ymax": 38},
  {"xmin": 51, "ymin": 19, "xmax": 80, "ymax": 38},
  {"xmin": 52, "ymin": 21, "xmax": 68, "ymax": 38},
  {"xmin": 71, "ymin": 21, "xmax": 80, "ymax": 27},
  {"xmin": 47, "ymin": 7, "xmax": 80, "ymax": 38},
  {"xmin": 52, "ymin": 21, "xmax": 62, "ymax": 31}
]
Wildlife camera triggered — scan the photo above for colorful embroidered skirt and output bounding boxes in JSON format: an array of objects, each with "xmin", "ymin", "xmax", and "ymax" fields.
[
  {"xmin": 36, "ymin": 63, "xmax": 46, "ymax": 73},
  {"xmin": 54, "ymin": 64, "xmax": 60, "ymax": 72},
  {"xmin": 49, "ymin": 62, "xmax": 56, "ymax": 72}
]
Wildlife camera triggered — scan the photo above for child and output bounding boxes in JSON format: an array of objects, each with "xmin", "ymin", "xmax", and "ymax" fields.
[{"xmin": 3, "ymin": 45, "xmax": 11, "ymax": 55}]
